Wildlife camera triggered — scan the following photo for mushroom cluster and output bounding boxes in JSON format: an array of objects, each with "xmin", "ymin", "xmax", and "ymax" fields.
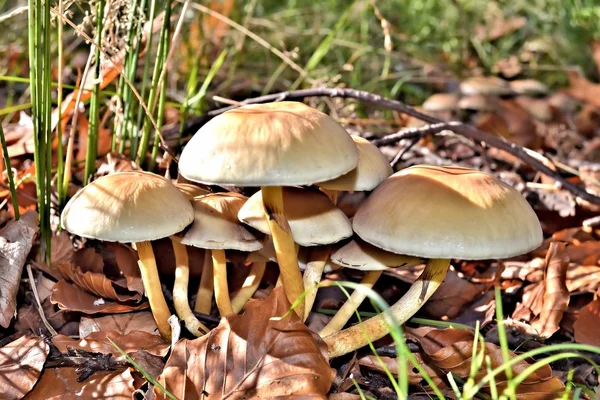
[{"xmin": 61, "ymin": 101, "xmax": 543, "ymax": 360}]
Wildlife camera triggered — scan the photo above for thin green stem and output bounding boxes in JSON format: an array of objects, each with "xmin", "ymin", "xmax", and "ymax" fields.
[{"xmin": 0, "ymin": 124, "xmax": 19, "ymax": 219}]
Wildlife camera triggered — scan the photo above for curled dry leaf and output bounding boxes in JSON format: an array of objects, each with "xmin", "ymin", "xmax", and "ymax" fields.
[
  {"xmin": 573, "ymin": 298, "xmax": 600, "ymax": 347},
  {"xmin": 156, "ymin": 287, "xmax": 335, "ymax": 399},
  {"xmin": 409, "ymin": 327, "xmax": 566, "ymax": 399},
  {"xmin": 0, "ymin": 211, "xmax": 39, "ymax": 328},
  {"xmin": 79, "ymin": 311, "xmax": 158, "ymax": 338},
  {"xmin": 0, "ymin": 335, "xmax": 49, "ymax": 400},
  {"xmin": 24, "ymin": 368, "xmax": 135, "ymax": 400},
  {"xmin": 50, "ymin": 280, "xmax": 148, "ymax": 314},
  {"xmin": 531, "ymin": 242, "xmax": 570, "ymax": 338},
  {"xmin": 358, "ymin": 353, "xmax": 446, "ymax": 388},
  {"xmin": 52, "ymin": 330, "xmax": 169, "ymax": 358}
]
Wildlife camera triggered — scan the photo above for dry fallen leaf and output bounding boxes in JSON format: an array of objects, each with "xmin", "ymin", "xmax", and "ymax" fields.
[
  {"xmin": 50, "ymin": 280, "xmax": 148, "ymax": 314},
  {"xmin": 0, "ymin": 211, "xmax": 39, "ymax": 328},
  {"xmin": 156, "ymin": 287, "xmax": 335, "ymax": 399},
  {"xmin": 58, "ymin": 263, "xmax": 142, "ymax": 302},
  {"xmin": 25, "ymin": 368, "xmax": 135, "ymax": 400},
  {"xmin": 52, "ymin": 331, "xmax": 169, "ymax": 358},
  {"xmin": 573, "ymin": 298, "xmax": 600, "ymax": 347},
  {"xmin": 410, "ymin": 327, "xmax": 566, "ymax": 399},
  {"xmin": 531, "ymin": 242, "xmax": 570, "ymax": 338},
  {"xmin": 358, "ymin": 353, "xmax": 446, "ymax": 388},
  {"xmin": 0, "ymin": 335, "xmax": 49, "ymax": 399},
  {"xmin": 79, "ymin": 311, "xmax": 158, "ymax": 338}
]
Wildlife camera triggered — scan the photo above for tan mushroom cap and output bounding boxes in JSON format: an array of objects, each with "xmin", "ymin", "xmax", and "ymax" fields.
[
  {"xmin": 238, "ymin": 187, "xmax": 353, "ymax": 246},
  {"xmin": 509, "ymin": 79, "xmax": 549, "ymax": 96},
  {"xmin": 422, "ymin": 93, "xmax": 460, "ymax": 112},
  {"xmin": 181, "ymin": 193, "xmax": 263, "ymax": 252},
  {"xmin": 174, "ymin": 183, "xmax": 211, "ymax": 200},
  {"xmin": 515, "ymin": 97, "xmax": 552, "ymax": 121},
  {"xmin": 317, "ymin": 136, "xmax": 393, "ymax": 191},
  {"xmin": 460, "ymin": 77, "xmax": 514, "ymax": 96},
  {"xmin": 353, "ymin": 165, "xmax": 543, "ymax": 260},
  {"xmin": 179, "ymin": 101, "xmax": 359, "ymax": 186},
  {"xmin": 61, "ymin": 171, "xmax": 194, "ymax": 243},
  {"xmin": 458, "ymin": 95, "xmax": 498, "ymax": 111},
  {"xmin": 330, "ymin": 238, "xmax": 423, "ymax": 271}
]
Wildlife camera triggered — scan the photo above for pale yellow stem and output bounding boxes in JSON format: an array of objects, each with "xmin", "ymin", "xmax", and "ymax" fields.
[
  {"xmin": 231, "ymin": 261, "xmax": 266, "ymax": 313},
  {"xmin": 261, "ymin": 186, "xmax": 304, "ymax": 320},
  {"xmin": 135, "ymin": 241, "xmax": 172, "ymax": 341},
  {"xmin": 171, "ymin": 239, "xmax": 209, "ymax": 337},
  {"xmin": 324, "ymin": 258, "xmax": 450, "ymax": 358},
  {"xmin": 319, "ymin": 270, "xmax": 383, "ymax": 337},
  {"xmin": 302, "ymin": 246, "xmax": 331, "ymax": 320},
  {"xmin": 194, "ymin": 250, "xmax": 213, "ymax": 314},
  {"xmin": 212, "ymin": 249, "xmax": 233, "ymax": 316}
]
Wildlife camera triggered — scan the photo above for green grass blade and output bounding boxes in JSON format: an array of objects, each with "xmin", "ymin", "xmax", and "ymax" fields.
[{"xmin": 0, "ymin": 123, "xmax": 19, "ymax": 219}]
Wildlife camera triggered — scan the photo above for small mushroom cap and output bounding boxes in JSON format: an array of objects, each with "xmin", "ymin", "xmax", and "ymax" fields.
[
  {"xmin": 317, "ymin": 136, "xmax": 393, "ymax": 191},
  {"xmin": 238, "ymin": 186, "xmax": 353, "ymax": 246},
  {"xmin": 331, "ymin": 238, "xmax": 423, "ymax": 271},
  {"xmin": 179, "ymin": 101, "xmax": 359, "ymax": 186},
  {"xmin": 61, "ymin": 171, "xmax": 194, "ymax": 242},
  {"xmin": 458, "ymin": 95, "xmax": 498, "ymax": 111},
  {"xmin": 422, "ymin": 93, "xmax": 460, "ymax": 112},
  {"xmin": 460, "ymin": 77, "xmax": 513, "ymax": 96},
  {"xmin": 174, "ymin": 183, "xmax": 211, "ymax": 200},
  {"xmin": 353, "ymin": 165, "xmax": 543, "ymax": 260},
  {"xmin": 509, "ymin": 79, "xmax": 549, "ymax": 96},
  {"xmin": 181, "ymin": 193, "xmax": 263, "ymax": 252}
]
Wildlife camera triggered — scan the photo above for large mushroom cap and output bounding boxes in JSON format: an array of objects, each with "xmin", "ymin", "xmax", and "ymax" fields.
[
  {"xmin": 238, "ymin": 186, "xmax": 353, "ymax": 246},
  {"xmin": 460, "ymin": 76, "xmax": 514, "ymax": 96},
  {"xmin": 422, "ymin": 93, "xmax": 460, "ymax": 112},
  {"xmin": 457, "ymin": 95, "xmax": 498, "ymax": 112},
  {"xmin": 174, "ymin": 182, "xmax": 211, "ymax": 200},
  {"xmin": 353, "ymin": 165, "xmax": 543, "ymax": 260},
  {"xmin": 331, "ymin": 238, "xmax": 423, "ymax": 271},
  {"xmin": 317, "ymin": 136, "xmax": 393, "ymax": 191},
  {"xmin": 61, "ymin": 171, "xmax": 194, "ymax": 242},
  {"xmin": 509, "ymin": 79, "xmax": 549, "ymax": 96},
  {"xmin": 179, "ymin": 101, "xmax": 359, "ymax": 186},
  {"xmin": 181, "ymin": 193, "xmax": 262, "ymax": 252}
]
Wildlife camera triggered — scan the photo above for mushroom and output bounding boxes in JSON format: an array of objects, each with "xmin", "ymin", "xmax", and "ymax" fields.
[
  {"xmin": 422, "ymin": 93, "xmax": 460, "ymax": 119},
  {"xmin": 457, "ymin": 95, "xmax": 498, "ymax": 112},
  {"xmin": 174, "ymin": 182, "xmax": 211, "ymax": 200},
  {"xmin": 509, "ymin": 79, "xmax": 549, "ymax": 97},
  {"xmin": 179, "ymin": 101, "xmax": 359, "ymax": 319},
  {"xmin": 459, "ymin": 76, "xmax": 514, "ymax": 96},
  {"xmin": 319, "ymin": 238, "xmax": 423, "ymax": 337},
  {"xmin": 61, "ymin": 171, "xmax": 194, "ymax": 340},
  {"xmin": 181, "ymin": 193, "xmax": 263, "ymax": 319},
  {"xmin": 323, "ymin": 165, "xmax": 543, "ymax": 358}
]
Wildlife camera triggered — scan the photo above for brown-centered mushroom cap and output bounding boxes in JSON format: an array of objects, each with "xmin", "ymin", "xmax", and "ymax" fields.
[
  {"xmin": 181, "ymin": 193, "xmax": 263, "ymax": 252},
  {"xmin": 330, "ymin": 238, "xmax": 423, "ymax": 271},
  {"xmin": 178, "ymin": 101, "xmax": 359, "ymax": 186},
  {"xmin": 353, "ymin": 165, "xmax": 543, "ymax": 260},
  {"xmin": 422, "ymin": 93, "xmax": 460, "ymax": 112},
  {"xmin": 317, "ymin": 136, "xmax": 393, "ymax": 191},
  {"xmin": 238, "ymin": 186, "xmax": 353, "ymax": 246},
  {"xmin": 460, "ymin": 77, "xmax": 514, "ymax": 96},
  {"xmin": 61, "ymin": 171, "xmax": 194, "ymax": 242},
  {"xmin": 458, "ymin": 95, "xmax": 498, "ymax": 112}
]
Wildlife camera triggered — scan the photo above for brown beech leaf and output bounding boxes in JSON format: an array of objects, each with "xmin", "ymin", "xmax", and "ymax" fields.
[
  {"xmin": 0, "ymin": 211, "xmax": 39, "ymax": 328},
  {"xmin": 57, "ymin": 263, "xmax": 141, "ymax": 302},
  {"xmin": 104, "ymin": 242, "xmax": 143, "ymax": 294},
  {"xmin": 573, "ymin": 298, "xmax": 600, "ymax": 346},
  {"xmin": 52, "ymin": 330, "xmax": 169, "ymax": 358},
  {"xmin": 410, "ymin": 327, "xmax": 566, "ymax": 398},
  {"xmin": 156, "ymin": 287, "xmax": 335, "ymax": 399},
  {"xmin": 531, "ymin": 242, "xmax": 570, "ymax": 337},
  {"xmin": 24, "ymin": 368, "xmax": 135, "ymax": 400},
  {"xmin": 50, "ymin": 231, "xmax": 74, "ymax": 271},
  {"xmin": 72, "ymin": 247, "xmax": 104, "ymax": 273},
  {"xmin": 566, "ymin": 265, "xmax": 600, "ymax": 293},
  {"xmin": 358, "ymin": 353, "xmax": 446, "ymax": 388},
  {"xmin": 0, "ymin": 335, "xmax": 49, "ymax": 399},
  {"xmin": 565, "ymin": 70, "xmax": 600, "ymax": 108},
  {"xmin": 513, "ymin": 281, "xmax": 545, "ymax": 322},
  {"xmin": 79, "ymin": 311, "xmax": 158, "ymax": 338},
  {"xmin": 50, "ymin": 280, "xmax": 148, "ymax": 314}
]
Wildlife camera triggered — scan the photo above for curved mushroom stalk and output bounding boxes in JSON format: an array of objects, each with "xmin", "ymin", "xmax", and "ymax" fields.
[
  {"xmin": 194, "ymin": 250, "xmax": 214, "ymax": 314},
  {"xmin": 323, "ymin": 258, "xmax": 450, "ymax": 358},
  {"xmin": 212, "ymin": 249, "xmax": 233, "ymax": 316},
  {"xmin": 171, "ymin": 238, "xmax": 209, "ymax": 337},
  {"xmin": 302, "ymin": 247, "xmax": 331, "ymax": 320},
  {"xmin": 261, "ymin": 186, "xmax": 305, "ymax": 320},
  {"xmin": 319, "ymin": 270, "xmax": 383, "ymax": 337},
  {"xmin": 134, "ymin": 241, "xmax": 173, "ymax": 341},
  {"xmin": 231, "ymin": 260, "xmax": 267, "ymax": 313}
]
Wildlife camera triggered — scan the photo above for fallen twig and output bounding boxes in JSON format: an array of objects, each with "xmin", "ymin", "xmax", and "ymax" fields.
[{"xmin": 163, "ymin": 88, "xmax": 600, "ymax": 205}]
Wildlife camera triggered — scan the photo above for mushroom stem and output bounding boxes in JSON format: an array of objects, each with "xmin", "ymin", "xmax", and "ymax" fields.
[
  {"xmin": 194, "ymin": 250, "xmax": 214, "ymax": 314},
  {"xmin": 324, "ymin": 258, "xmax": 450, "ymax": 358},
  {"xmin": 231, "ymin": 261, "xmax": 266, "ymax": 313},
  {"xmin": 261, "ymin": 185, "xmax": 305, "ymax": 319},
  {"xmin": 171, "ymin": 238, "xmax": 209, "ymax": 337},
  {"xmin": 212, "ymin": 249, "xmax": 233, "ymax": 315},
  {"xmin": 319, "ymin": 270, "xmax": 383, "ymax": 337},
  {"xmin": 134, "ymin": 241, "xmax": 172, "ymax": 341},
  {"xmin": 302, "ymin": 246, "xmax": 331, "ymax": 320}
]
